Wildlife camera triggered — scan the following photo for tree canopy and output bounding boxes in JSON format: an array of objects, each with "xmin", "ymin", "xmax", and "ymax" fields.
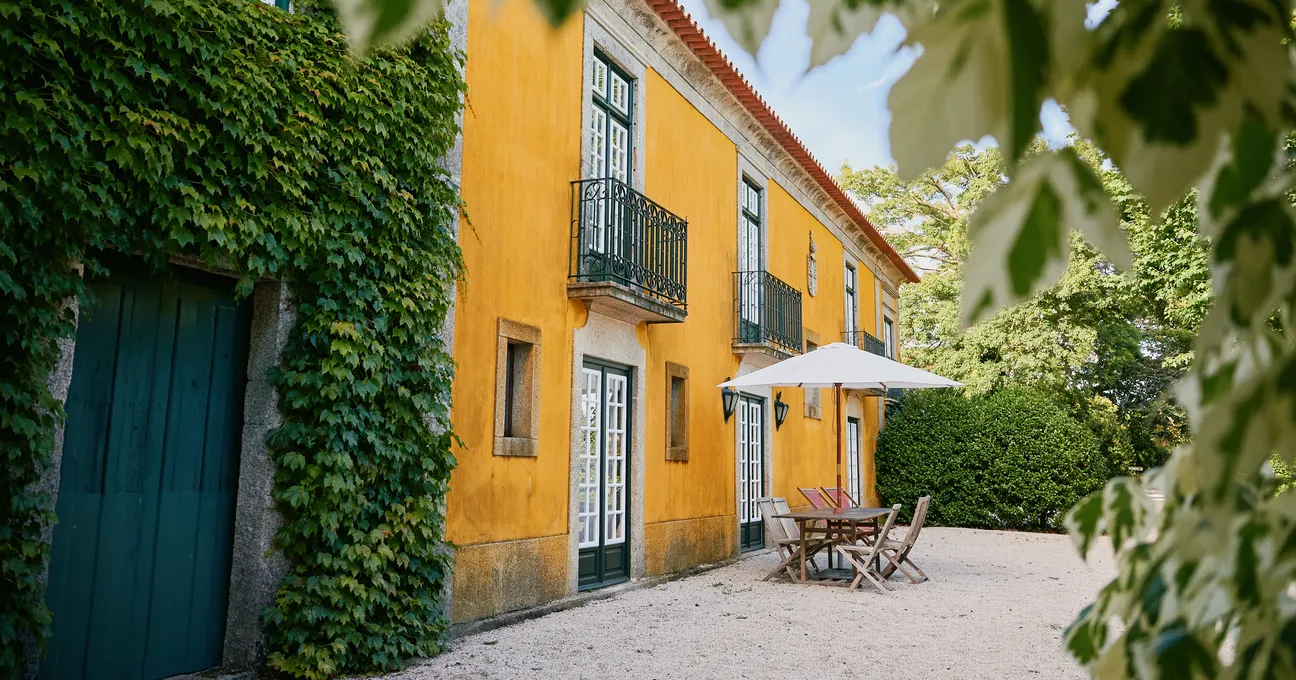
[{"xmin": 840, "ymin": 141, "xmax": 1208, "ymax": 468}]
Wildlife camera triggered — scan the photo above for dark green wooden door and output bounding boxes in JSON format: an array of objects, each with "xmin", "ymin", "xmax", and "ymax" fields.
[{"xmin": 42, "ymin": 258, "xmax": 251, "ymax": 680}]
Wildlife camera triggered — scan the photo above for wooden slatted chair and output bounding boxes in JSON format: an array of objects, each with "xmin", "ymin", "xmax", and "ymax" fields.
[
  {"xmin": 758, "ymin": 496, "xmax": 829, "ymax": 581},
  {"xmin": 821, "ymin": 487, "xmax": 879, "ymax": 544},
  {"xmin": 877, "ymin": 495, "xmax": 931, "ymax": 583},
  {"xmin": 834, "ymin": 504, "xmax": 901, "ymax": 593},
  {"xmin": 795, "ymin": 486, "xmax": 839, "ymax": 561}
]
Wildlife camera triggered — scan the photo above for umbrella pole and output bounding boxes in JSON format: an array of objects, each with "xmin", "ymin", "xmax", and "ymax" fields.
[{"xmin": 835, "ymin": 383, "xmax": 844, "ymax": 514}]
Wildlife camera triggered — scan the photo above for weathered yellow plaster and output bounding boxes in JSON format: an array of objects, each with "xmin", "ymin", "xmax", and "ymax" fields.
[
  {"xmin": 641, "ymin": 69, "xmax": 742, "ymax": 527},
  {"xmin": 448, "ymin": 0, "xmax": 584, "ymax": 546},
  {"xmin": 450, "ymin": 535, "xmax": 570, "ymax": 623},
  {"xmin": 644, "ymin": 515, "xmax": 737, "ymax": 577}
]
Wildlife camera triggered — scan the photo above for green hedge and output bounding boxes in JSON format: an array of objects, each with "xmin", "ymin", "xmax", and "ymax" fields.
[{"xmin": 876, "ymin": 388, "xmax": 1110, "ymax": 530}]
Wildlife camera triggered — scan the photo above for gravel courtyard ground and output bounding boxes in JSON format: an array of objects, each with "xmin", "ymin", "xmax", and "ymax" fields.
[{"xmin": 398, "ymin": 528, "xmax": 1115, "ymax": 680}]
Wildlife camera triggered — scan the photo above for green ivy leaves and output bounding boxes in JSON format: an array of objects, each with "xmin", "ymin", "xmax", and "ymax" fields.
[{"xmin": 1, "ymin": 1, "xmax": 463, "ymax": 676}]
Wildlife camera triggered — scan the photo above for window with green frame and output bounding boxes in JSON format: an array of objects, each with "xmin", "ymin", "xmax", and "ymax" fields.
[{"xmin": 589, "ymin": 52, "xmax": 633, "ymax": 183}]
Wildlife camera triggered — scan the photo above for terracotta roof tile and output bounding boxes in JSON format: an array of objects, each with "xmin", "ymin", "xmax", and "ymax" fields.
[{"xmin": 644, "ymin": 0, "xmax": 919, "ymax": 283}]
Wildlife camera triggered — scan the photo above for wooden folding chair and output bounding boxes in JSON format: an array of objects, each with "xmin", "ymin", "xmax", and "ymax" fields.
[
  {"xmin": 798, "ymin": 487, "xmax": 832, "ymax": 510},
  {"xmin": 834, "ymin": 504, "xmax": 901, "ymax": 593},
  {"xmin": 758, "ymin": 496, "xmax": 829, "ymax": 581},
  {"xmin": 795, "ymin": 486, "xmax": 843, "ymax": 565},
  {"xmin": 821, "ymin": 487, "xmax": 879, "ymax": 544},
  {"xmin": 877, "ymin": 495, "xmax": 931, "ymax": 583},
  {"xmin": 821, "ymin": 487, "xmax": 856, "ymax": 508}
]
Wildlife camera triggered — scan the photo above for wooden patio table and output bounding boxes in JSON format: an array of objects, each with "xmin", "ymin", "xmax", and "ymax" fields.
[{"xmin": 774, "ymin": 507, "xmax": 892, "ymax": 583}]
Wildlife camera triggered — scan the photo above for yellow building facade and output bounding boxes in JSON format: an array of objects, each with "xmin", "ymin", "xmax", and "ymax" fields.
[{"xmin": 446, "ymin": 0, "xmax": 919, "ymax": 624}]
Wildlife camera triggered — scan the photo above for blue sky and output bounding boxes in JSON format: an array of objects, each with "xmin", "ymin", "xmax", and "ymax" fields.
[{"xmin": 672, "ymin": 0, "xmax": 1110, "ymax": 174}]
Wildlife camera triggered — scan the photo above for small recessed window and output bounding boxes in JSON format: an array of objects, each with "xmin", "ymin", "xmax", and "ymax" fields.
[
  {"xmin": 495, "ymin": 319, "xmax": 542, "ymax": 457},
  {"xmin": 504, "ymin": 342, "xmax": 532, "ymax": 437},
  {"xmin": 666, "ymin": 362, "xmax": 689, "ymax": 461}
]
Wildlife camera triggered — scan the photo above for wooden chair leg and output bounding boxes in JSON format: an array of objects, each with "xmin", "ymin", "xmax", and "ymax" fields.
[
  {"xmin": 861, "ymin": 569, "xmax": 890, "ymax": 593},
  {"xmin": 880, "ymin": 548, "xmax": 928, "ymax": 584},
  {"xmin": 887, "ymin": 552, "xmax": 922, "ymax": 583},
  {"xmin": 878, "ymin": 550, "xmax": 901, "ymax": 576},
  {"xmin": 835, "ymin": 546, "xmax": 889, "ymax": 593},
  {"xmin": 900, "ymin": 555, "xmax": 928, "ymax": 583},
  {"xmin": 765, "ymin": 549, "xmax": 799, "ymax": 581},
  {"xmin": 834, "ymin": 547, "xmax": 866, "ymax": 590}
]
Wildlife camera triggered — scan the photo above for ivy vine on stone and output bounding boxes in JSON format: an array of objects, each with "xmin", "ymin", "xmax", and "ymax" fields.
[{"xmin": 1, "ymin": 1, "xmax": 464, "ymax": 677}]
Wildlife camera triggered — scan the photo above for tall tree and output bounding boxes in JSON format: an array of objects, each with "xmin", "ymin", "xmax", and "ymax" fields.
[{"xmin": 840, "ymin": 142, "xmax": 1209, "ymax": 467}]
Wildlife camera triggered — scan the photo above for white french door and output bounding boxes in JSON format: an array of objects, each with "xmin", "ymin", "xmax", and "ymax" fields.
[
  {"xmin": 737, "ymin": 395, "xmax": 765, "ymax": 551},
  {"xmin": 577, "ymin": 361, "xmax": 631, "ymax": 589},
  {"xmin": 846, "ymin": 417, "xmax": 861, "ymax": 505}
]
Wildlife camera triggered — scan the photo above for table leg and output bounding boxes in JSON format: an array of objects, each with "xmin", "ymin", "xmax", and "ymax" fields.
[
  {"xmin": 827, "ymin": 520, "xmax": 834, "ymax": 569},
  {"xmin": 872, "ymin": 516, "xmax": 881, "ymax": 573},
  {"xmin": 799, "ymin": 520, "xmax": 807, "ymax": 582}
]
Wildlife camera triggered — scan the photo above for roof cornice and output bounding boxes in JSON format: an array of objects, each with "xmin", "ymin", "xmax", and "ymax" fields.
[{"xmin": 642, "ymin": 0, "xmax": 920, "ymax": 284}]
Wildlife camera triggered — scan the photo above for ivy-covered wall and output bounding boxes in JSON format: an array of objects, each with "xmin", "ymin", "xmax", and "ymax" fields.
[{"xmin": 0, "ymin": 0, "xmax": 464, "ymax": 676}]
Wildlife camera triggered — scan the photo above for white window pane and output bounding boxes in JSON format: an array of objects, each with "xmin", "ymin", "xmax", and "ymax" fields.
[
  {"xmin": 738, "ymin": 219, "xmax": 748, "ymax": 270},
  {"xmin": 590, "ymin": 109, "xmax": 607, "ymax": 179},
  {"xmin": 603, "ymin": 375, "xmax": 628, "ymax": 546},
  {"xmin": 578, "ymin": 369, "xmax": 602, "ymax": 548},
  {"xmin": 591, "ymin": 59, "xmax": 608, "ymax": 98},
  {"xmin": 609, "ymin": 72, "xmax": 629, "ymax": 115},
  {"xmin": 609, "ymin": 121, "xmax": 629, "ymax": 182}
]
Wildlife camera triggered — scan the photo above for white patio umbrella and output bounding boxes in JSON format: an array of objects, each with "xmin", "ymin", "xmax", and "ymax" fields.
[{"xmin": 718, "ymin": 342, "xmax": 961, "ymax": 507}]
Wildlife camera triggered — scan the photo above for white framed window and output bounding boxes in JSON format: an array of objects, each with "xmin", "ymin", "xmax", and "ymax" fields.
[
  {"xmin": 883, "ymin": 316, "xmax": 895, "ymax": 359},
  {"xmin": 738, "ymin": 180, "xmax": 763, "ymax": 330},
  {"xmin": 589, "ymin": 53, "xmax": 632, "ymax": 184},
  {"xmin": 846, "ymin": 418, "xmax": 861, "ymax": 503},
  {"xmin": 578, "ymin": 369, "xmax": 602, "ymax": 548},
  {"xmin": 738, "ymin": 397, "xmax": 764, "ymax": 524},
  {"xmin": 844, "ymin": 263, "xmax": 858, "ymax": 335},
  {"xmin": 603, "ymin": 373, "xmax": 628, "ymax": 545}
]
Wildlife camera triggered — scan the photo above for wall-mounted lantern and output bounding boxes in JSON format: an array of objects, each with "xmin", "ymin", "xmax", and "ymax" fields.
[
  {"xmin": 774, "ymin": 391, "xmax": 789, "ymax": 430},
  {"xmin": 722, "ymin": 379, "xmax": 738, "ymax": 422}
]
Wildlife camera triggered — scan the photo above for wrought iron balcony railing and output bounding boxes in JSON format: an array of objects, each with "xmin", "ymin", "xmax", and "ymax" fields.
[
  {"xmin": 733, "ymin": 270, "xmax": 802, "ymax": 355},
  {"xmin": 844, "ymin": 329, "xmax": 887, "ymax": 357},
  {"xmin": 569, "ymin": 177, "xmax": 688, "ymax": 310}
]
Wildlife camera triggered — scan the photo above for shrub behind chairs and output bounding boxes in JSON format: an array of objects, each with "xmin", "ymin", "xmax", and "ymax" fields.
[{"xmin": 875, "ymin": 388, "xmax": 1109, "ymax": 531}]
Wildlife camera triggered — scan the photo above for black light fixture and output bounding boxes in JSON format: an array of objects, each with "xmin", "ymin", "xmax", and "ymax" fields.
[
  {"xmin": 721, "ymin": 379, "xmax": 738, "ymax": 422},
  {"xmin": 774, "ymin": 391, "xmax": 790, "ymax": 430}
]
